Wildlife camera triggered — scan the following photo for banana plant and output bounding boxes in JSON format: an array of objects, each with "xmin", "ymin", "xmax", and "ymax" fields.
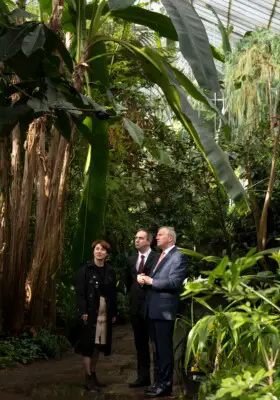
[
  {"xmin": 38, "ymin": 0, "xmax": 248, "ymax": 266},
  {"xmin": 61, "ymin": 0, "xmax": 248, "ymax": 206}
]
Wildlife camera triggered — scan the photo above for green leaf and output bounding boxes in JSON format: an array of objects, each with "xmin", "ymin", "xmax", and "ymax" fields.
[
  {"xmin": 43, "ymin": 26, "xmax": 73, "ymax": 72},
  {"xmin": 173, "ymin": 66, "xmax": 231, "ymax": 137},
  {"xmin": 195, "ymin": 298, "xmax": 215, "ymax": 313},
  {"xmin": 61, "ymin": 1, "xmax": 76, "ymax": 32},
  {"xmin": 146, "ymin": 145, "xmax": 172, "ymax": 165},
  {"xmin": 0, "ymin": 0, "xmax": 11, "ymax": 16},
  {"xmin": 246, "ymin": 247, "xmax": 257, "ymax": 257},
  {"xmin": 123, "ymin": 118, "xmax": 144, "ymax": 146},
  {"xmin": 208, "ymin": 256, "xmax": 228, "ymax": 284},
  {"xmin": 86, "ymin": 5, "xmax": 178, "ymax": 40},
  {"xmin": 178, "ymin": 247, "xmax": 205, "ymax": 259},
  {"xmin": 54, "ymin": 110, "xmax": 71, "ymax": 141},
  {"xmin": 38, "ymin": 0, "xmax": 52, "ymax": 16},
  {"xmin": 108, "ymin": 0, "xmax": 136, "ymax": 10},
  {"xmin": 184, "ymin": 315, "xmax": 215, "ymax": 369},
  {"xmin": 203, "ymin": 256, "xmax": 222, "ymax": 263},
  {"xmin": 72, "ymin": 116, "xmax": 109, "ymax": 267},
  {"xmin": 27, "ymin": 97, "xmax": 50, "ymax": 112},
  {"xmin": 210, "ymin": 44, "xmax": 225, "ymax": 63},
  {"xmin": 0, "ymin": 105, "xmax": 32, "ymax": 136},
  {"xmin": 161, "ymin": 0, "xmax": 220, "ymax": 95},
  {"xmin": 88, "ymin": 41, "xmax": 109, "ymax": 93},
  {"xmin": 75, "ymin": 118, "xmax": 94, "ymax": 146},
  {"xmin": 206, "ymin": 4, "xmax": 232, "ymax": 55},
  {"xmin": 0, "ymin": 24, "xmax": 36, "ymax": 61},
  {"xmin": 22, "ymin": 25, "xmax": 45, "ymax": 57},
  {"xmin": 162, "ymin": 62, "xmax": 246, "ymax": 209},
  {"xmin": 9, "ymin": 8, "xmax": 38, "ymax": 20},
  {"xmin": 92, "ymin": 37, "xmax": 247, "ymax": 211},
  {"xmin": 5, "ymin": 48, "xmax": 45, "ymax": 79},
  {"xmin": 256, "ymin": 247, "xmax": 280, "ymax": 256},
  {"xmin": 85, "ymin": 5, "xmax": 224, "ymax": 63}
]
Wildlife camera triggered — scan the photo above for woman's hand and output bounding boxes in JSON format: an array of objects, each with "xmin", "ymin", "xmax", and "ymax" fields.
[
  {"xmin": 81, "ymin": 314, "xmax": 88, "ymax": 321},
  {"xmin": 112, "ymin": 316, "xmax": 117, "ymax": 323}
]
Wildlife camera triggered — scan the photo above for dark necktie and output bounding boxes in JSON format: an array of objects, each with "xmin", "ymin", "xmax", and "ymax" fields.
[{"xmin": 138, "ymin": 254, "xmax": 145, "ymax": 274}]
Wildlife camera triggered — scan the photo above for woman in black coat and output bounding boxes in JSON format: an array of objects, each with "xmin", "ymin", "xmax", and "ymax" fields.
[{"xmin": 75, "ymin": 240, "xmax": 117, "ymax": 391}]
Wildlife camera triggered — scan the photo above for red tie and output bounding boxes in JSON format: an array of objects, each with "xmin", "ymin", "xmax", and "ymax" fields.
[
  {"xmin": 153, "ymin": 251, "xmax": 165, "ymax": 273},
  {"xmin": 138, "ymin": 254, "xmax": 145, "ymax": 274}
]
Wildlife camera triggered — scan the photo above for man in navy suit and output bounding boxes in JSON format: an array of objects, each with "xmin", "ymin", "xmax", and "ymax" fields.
[{"xmin": 137, "ymin": 227, "xmax": 187, "ymax": 398}]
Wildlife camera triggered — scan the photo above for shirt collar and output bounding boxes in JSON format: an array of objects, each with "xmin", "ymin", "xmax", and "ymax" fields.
[
  {"xmin": 162, "ymin": 245, "xmax": 175, "ymax": 255},
  {"xmin": 138, "ymin": 248, "xmax": 152, "ymax": 258}
]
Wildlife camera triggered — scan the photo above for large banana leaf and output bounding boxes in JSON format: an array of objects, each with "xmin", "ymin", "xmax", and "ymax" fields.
[
  {"xmin": 83, "ymin": 4, "xmax": 224, "ymax": 62},
  {"xmin": 93, "ymin": 36, "xmax": 248, "ymax": 211},
  {"xmin": 161, "ymin": 0, "xmax": 220, "ymax": 95},
  {"xmin": 72, "ymin": 116, "xmax": 109, "ymax": 267},
  {"xmin": 206, "ymin": 4, "xmax": 232, "ymax": 55},
  {"xmin": 173, "ymin": 67, "xmax": 230, "ymax": 139},
  {"xmin": 72, "ymin": 41, "xmax": 110, "ymax": 268},
  {"xmin": 108, "ymin": 0, "xmax": 136, "ymax": 10}
]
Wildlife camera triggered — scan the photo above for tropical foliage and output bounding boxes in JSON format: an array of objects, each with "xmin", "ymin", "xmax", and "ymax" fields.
[
  {"xmin": 176, "ymin": 248, "xmax": 280, "ymax": 398},
  {"xmin": 1, "ymin": 1, "xmax": 280, "ymax": 399}
]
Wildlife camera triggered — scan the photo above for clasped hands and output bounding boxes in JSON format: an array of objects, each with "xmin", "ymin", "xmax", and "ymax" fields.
[{"xmin": 137, "ymin": 273, "xmax": 153, "ymax": 285}]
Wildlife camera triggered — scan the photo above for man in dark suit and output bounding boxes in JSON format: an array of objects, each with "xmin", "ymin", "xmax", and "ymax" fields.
[
  {"xmin": 126, "ymin": 229, "xmax": 160, "ymax": 388},
  {"xmin": 137, "ymin": 226, "xmax": 187, "ymax": 398}
]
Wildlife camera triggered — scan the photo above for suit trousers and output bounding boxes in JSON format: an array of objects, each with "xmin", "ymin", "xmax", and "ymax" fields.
[
  {"xmin": 149, "ymin": 319, "xmax": 175, "ymax": 390},
  {"xmin": 131, "ymin": 313, "xmax": 151, "ymax": 379}
]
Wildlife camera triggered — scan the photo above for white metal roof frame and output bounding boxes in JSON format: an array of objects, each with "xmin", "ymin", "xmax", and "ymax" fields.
[{"xmin": 193, "ymin": 0, "xmax": 280, "ymax": 48}]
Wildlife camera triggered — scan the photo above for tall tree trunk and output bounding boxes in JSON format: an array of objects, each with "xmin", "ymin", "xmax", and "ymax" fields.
[
  {"xmin": 4, "ymin": 125, "xmax": 22, "ymax": 330},
  {"xmin": 29, "ymin": 129, "xmax": 69, "ymax": 327},
  {"xmin": 49, "ymin": 0, "xmax": 64, "ymax": 32},
  {"xmin": 4, "ymin": 121, "xmax": 38, "ymax": 331},
  {"xmin": 28, "ymin": 0, "xmax": 70, "ymax": 328},
  {"xmin": 0, "ymin": 138, "xmax": 9, "ymax": 333}
]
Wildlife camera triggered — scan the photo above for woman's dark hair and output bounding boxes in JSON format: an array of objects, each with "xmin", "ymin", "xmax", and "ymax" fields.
[{"xmin": 92, "ymin": 240, "xmax": 111, "ymax": 252}]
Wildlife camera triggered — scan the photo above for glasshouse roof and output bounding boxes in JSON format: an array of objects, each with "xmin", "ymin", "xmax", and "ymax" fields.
[{"xmin": 193, "ymin": 0, "xmax": 280, "ymax": 47}]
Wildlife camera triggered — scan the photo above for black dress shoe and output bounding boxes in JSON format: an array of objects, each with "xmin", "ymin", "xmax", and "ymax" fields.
[
  {"xmin": 144, "ymin": 383, "xmax": 158, "ymax": 393},
  {"xmin": 144, "ymin": 385, "xmax": 172, "ymax": 398},
  {"xmin": 129, "ymin": 377, "xmax": 151, "ymax": 388}
]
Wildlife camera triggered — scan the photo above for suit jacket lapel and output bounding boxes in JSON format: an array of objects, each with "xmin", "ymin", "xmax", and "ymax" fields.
[
  {"xmin": 143, "ymin": 251, "xmax": 156, "ymax": 274},
  {"xmin": 151, "ymin": 247, "xmax": 176, "ymax": 277},
  {"xmin": 132, "ymin": 255, "xmax": 138, "ymax": 274}
]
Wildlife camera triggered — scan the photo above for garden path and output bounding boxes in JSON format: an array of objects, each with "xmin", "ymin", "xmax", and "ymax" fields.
[{"xmin": 0, "ymin": 324, "xmax": 181, "ymax": 400}]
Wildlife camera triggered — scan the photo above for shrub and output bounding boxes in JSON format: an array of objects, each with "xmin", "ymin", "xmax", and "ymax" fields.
[{"xmin": 0, "ymin": 330, "xmax": 71, "ymax": 368}]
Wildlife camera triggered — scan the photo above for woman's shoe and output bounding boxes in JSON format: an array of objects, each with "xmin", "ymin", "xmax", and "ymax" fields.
[
  {"xmin": 84, "ymin": 374, "xmax": 100, "ymax": 392},
  {"xmin": 91, "ymin": 372, "xmax": 107, "ymax": 388}
]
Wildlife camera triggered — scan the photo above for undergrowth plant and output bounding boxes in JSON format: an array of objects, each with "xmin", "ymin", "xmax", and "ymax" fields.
[{"xmin": 177, "ymin": 247, "xmax": 280, "ymax": 398}]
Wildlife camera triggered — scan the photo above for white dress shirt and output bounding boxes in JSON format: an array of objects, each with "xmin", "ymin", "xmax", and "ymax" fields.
[
  {"xmin": 162, "ymin": 245, "xmax": 175, "ymax": 256},
  {"xmin": 136, "ymin": 248, "xmax": 152, "ymax": 271}
]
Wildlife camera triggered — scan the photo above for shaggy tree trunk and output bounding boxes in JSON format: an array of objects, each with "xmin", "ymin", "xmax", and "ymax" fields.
[
  {"xmin": 4, "ymin": 121, "xmax": 38, "ymax": 331},
  {"xmin": 4, "ymin": 124, "xmax": 22, "ymax": 331},
  {"xmin": 29, "ymin": 129, "xmax": 69, "ymax": 327},
  {"xmin": 0, "ymin": 138, "xmax": 9, "ymax": 333},
  {"xmin": 28, "ymin": 0, "xmax": 71, "ymax": 328}
]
